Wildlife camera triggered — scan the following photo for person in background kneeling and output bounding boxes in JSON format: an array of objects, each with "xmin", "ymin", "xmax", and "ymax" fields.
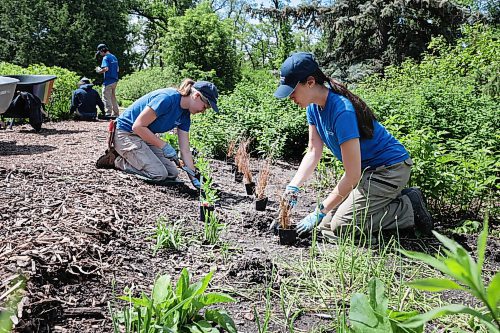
[
  {"xmin": 70, "ymin": 77, "xmax": 105, "ymax": 120},
  {"xmin": 111, "ymin": 79, "xmax": 219, "ymax": 189}
]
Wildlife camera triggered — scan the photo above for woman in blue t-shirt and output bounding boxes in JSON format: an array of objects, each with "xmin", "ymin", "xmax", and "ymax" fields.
[
  {"xmin": 111, "ymin": 79, "xmax": 219, "ymax": 189},
  {"xmin": 275, "ymin": 53, "xmax": 433, "ymax": 240}
]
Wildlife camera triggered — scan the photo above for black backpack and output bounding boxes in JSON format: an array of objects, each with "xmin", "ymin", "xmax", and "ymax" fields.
[{"xmin": 4, "ymin": 91, "xmax": 44, "ymax": 131}]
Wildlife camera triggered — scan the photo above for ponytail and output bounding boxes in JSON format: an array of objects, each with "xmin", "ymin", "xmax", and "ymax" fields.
[
  {"xmin": 303, "ymin": 70, "xmax": 377, "ymax": 139},
  {"xmin": 177, "ymin": 78, "xmax": 196, "ymax": 96}
]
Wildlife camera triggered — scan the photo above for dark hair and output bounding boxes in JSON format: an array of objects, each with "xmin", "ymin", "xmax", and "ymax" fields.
[{"xmin": 301, "ymin": 69, "xmax": 377, "ymax": 139}]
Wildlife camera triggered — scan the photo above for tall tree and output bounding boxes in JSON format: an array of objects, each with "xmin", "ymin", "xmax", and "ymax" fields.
[
  {"xmin": 162, "ymin": 1, "xmax": 241, "ymax": 91},
  {"xmin": 0, "ymin": 0, "xmax": 134, "ymax": 81}
]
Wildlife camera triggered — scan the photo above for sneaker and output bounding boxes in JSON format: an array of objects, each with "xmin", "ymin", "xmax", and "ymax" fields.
[
  {"xmin": 402, "ymin": 187, "xmax": 433, "ymax": 234},
  {"xmin": 96, "ymin": 147, "xmax": 118, "ymax": 169}
]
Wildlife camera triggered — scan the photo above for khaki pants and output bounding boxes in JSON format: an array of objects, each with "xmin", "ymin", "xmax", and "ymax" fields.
[
  {"xmin": 113, "ymin": 130, "xmax": 179, "ymax": 181},
  {"xmin": 319, "ymin": 158, "xmax": 414, "ymax": 241},
  {"xmin": 103, "ymin": 82, "xmax": 119, "ymax": 117}
]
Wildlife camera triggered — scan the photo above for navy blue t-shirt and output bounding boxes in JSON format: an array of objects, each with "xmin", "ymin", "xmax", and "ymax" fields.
[
  {"xmin": 306, "ymin": 90, "xmax": 409, "ymax": 170},
  {"xmin": 101, "ymin": 53, "xmax": 119, "ymax": 86},
  {"xmin": 117, "ymin": 88, "xmax": 191, "ymax": 133}
]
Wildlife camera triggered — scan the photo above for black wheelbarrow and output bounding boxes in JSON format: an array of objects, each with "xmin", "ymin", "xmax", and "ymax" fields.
[{"xmin": 1, "ymin": 75, "xmax": 57, "ymax": 131}]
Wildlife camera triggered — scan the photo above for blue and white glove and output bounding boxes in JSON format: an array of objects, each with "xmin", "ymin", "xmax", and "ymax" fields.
[
  {"xmin": 296, "ymin": 207, "xmax": 326, "ymax": 236},
  {"xmin": 162, "ymin": 143, "xmax": 177, "ymax": 160},
  {"xmin": 282, "ymin": 185, "xmax": 300, "ymax": 208},
  {"xmin": 191, "ymin": 178, "xmax": 201, "ymax": 190}
]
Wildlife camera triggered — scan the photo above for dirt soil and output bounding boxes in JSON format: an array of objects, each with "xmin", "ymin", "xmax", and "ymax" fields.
[{"xmin": 1, "ymin": 121, "xmax": 498, "ymax": 333}]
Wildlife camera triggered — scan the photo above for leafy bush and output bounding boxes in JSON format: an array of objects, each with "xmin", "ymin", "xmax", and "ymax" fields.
[
  {"xmin": 354, "ymin": 25, "xmax": 499, "ymax": 218},
  {"xmin": 116, "ymin": 66, "xmax": 179, "ymax": 102},
  {"xmin": 0, "ymin": 62, "xmax": 80, "ymax": 120},
  {"xmin": 400, "ymin": 217, "xmax": 499, "ymax": 332},
  {"xmin": 111, "ymin": 269, "xmax": 237, "ymax": 333},
  {"xmin": 190, "ymin": 69, "xmax": 308, "ymax": 158}
]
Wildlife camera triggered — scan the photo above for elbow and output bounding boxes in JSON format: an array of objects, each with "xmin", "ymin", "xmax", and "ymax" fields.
[{"xmin": 344, "ymin": 171, "xmax": 361, "ymax": 186}]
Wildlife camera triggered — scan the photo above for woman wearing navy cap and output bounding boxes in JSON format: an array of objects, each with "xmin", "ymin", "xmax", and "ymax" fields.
[
  {"xmin": 275, "ymin": 52, "xmax": 433, "ymax": 241},
  {"xmin": 108, "ymin": 79, "xmax": 219, "ymax": 189}
]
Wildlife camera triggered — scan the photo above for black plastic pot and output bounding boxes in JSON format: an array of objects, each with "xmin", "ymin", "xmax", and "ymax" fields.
[
  {"xmin": 255, "ymin": 197, "xmax": 268, "ymax": 211},
  {"xmin": 199, "ymin": 204, "xmax": 215, "ymax": 222},
  {"xmin": 245, "ymin": 182, "xmax": 255, "ymax": 195},
  {"xmin": 230, "ymin": 163, "xmax": 237, "ymax": 173},
  {"xmin": 226, "ymin": 157, "xmax": 235, "ymax": 165},
  {"xmin": 234, "ymin": 172, "xmax": 243, "ymax": 183},
  {"xmin": 278, "ymin": 227, "xmax": 297, "ymax": 245}
]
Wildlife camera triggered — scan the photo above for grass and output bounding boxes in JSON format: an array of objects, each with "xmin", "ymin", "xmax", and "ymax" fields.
[{"xmin": 150, "ymin": 216, "xmax": 183, "ymax": 255}]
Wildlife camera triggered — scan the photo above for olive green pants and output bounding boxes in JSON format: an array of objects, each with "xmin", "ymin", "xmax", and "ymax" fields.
[
  {"xmin": 113, "ymin": 130, "xmax": 179, "ymax": 181},
  {"xmin": 319, "ymin": 158, "xmax": 415, "ymax": 241}
]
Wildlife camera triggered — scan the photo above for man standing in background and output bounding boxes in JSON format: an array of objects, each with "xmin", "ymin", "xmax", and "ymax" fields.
[{"xmin": 95, "ymin": 44, "xmax": 120, "ymax": 118}]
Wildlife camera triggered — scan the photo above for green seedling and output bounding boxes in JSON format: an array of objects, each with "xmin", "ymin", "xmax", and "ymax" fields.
[
  {"xmin": 150, "ymin": 217, "xmax": 183, "ymax": 255},
  {"xmin": 400, "ymin": 215, "xmax": 500, "ymax": 332},
  {"xmin": 111, "ymin": 269, "xmax": 237, "ymax": 333},
  {"xmin": 203, "ymin": 211, "xmax": 225, "ymax": 245}
]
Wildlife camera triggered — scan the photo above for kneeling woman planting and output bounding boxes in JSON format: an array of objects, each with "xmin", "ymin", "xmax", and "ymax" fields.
[
  {"xmin": 276, "ymin": 53, "xmax": 433, "ymax": 241},
  {"xmin": 111, "ymin": 79, "xmax": 219, "ymax": 189}
]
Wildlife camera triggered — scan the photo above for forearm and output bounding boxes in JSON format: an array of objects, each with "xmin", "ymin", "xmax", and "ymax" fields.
[
  {"xmin": 289, "ymin": 150, "xmax": 322, "ymax": 187},
  {"xmin": 322, "ymin": 173, "xmax": 360, "ymax": 212},
  {"xmin": 132, "ymin": 126, "xmax": 165, "ymax": 149}
]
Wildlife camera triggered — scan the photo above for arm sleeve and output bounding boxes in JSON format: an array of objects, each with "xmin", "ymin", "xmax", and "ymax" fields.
[
  {"xmin": 335, "ymin": 111, "xmax": 360, "ymax": 145},
  {"xmin": 177, "ymin": 112, "xmax": 191, "ymax": 132},
  {"xmin": 306, "ymin": 106, "xmax": 316, "ymax": 125},
  {"xmin": 147, "ymin": 94, "xmax": 173, "ymax": 117},
  {"xmin": 70, "ymin": 91, "xmax": 78, "ymax": 113},
  {"xmin": 101, "ymin": 56, "xmax": 109, "ymax": 69}
]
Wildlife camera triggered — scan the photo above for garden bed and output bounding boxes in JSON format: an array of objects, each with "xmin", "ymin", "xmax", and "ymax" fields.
[{"xmin": 1, "ymin": 121, "xmax": 498, "ymax": 332}]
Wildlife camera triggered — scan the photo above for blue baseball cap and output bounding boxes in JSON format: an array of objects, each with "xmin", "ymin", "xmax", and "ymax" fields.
[
  {"xmin": 274, "ymin": 52, "xmax": 319, "ymax": 99},
  {"xmin": 194, "ymin": 81, "xmax": 219, "ymax": 113}
]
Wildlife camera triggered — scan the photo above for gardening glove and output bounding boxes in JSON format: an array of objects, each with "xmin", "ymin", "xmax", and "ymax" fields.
[
  {"xmin": 282, "ymin": 185, "xmax": 300, "ymax": 208},
  {"xmin": 191, "ymin": 177, "xmax": 201, "ymax": 190},
  {"xmin": 162, "ymin": 143, "xmax": 177, "ymax": 160},
  {"xmin": 296, "ymin": 208, "xmax": 326, "ymax": 236}
]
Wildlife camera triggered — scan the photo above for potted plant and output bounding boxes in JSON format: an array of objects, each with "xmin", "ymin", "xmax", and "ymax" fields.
[
  {"xmin": 226, "ymin": 139, "xmax": 237, "ymax": 167},
  {"xmin": 277, "ymin": 198, "xmax": 296, "ymax": 245},
  {"xmin": 255, "ymin": 159, "xmax": 271, "ymax": 211},
  {"xmin": 234, "ymin": 138, "xmax": 250, "ymax": 183},
  {"xmin": 240, "ymin": 154, "xmax": 255, "ymax": 195}
]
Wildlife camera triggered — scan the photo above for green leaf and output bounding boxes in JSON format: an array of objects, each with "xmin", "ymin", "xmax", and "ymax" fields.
[
  {"xmin": 433, "ymin": 231, "xmax": 460, "ymax": 255},
  {"xmin": 369, "ymin": 278, "xmax": 388, "ymax": 315},
  {"xmin": 399, "ymin": 249, "xmax": 452, "ymax": 277},
  {"xmin": 176, "ymin": 268, "xmax": 190, "ymax": 300},
  {"xmin": 190, "ymin": 320, "xmax": 219, "ymax": 333},
  {"xmin": 401, "ymin": 304, "xmax": 497, "ymax": 331},
  {"xmin": 201, "ymin": 292, "xmax": 236, "ymax": 305},
  {"xmin": 350, "ymin": 293, "xmax": 379, "ymax": 328},
  {"xmin": 486, "ymin": 272, "xmax": 500, "ymax": 311},
  {"xmin": 205, "ymin": 309, "xmax": 238, "ymax": 333},
  {"xmin": 477, "ymin": 215, "xmax": 489, "ymax": 275},
  {"xmin": 406, "ymin": 278, "xmax": 464, "ymax": 292},
  {"xmin": 388, "ymin": 310, "xmax": 424, "ymax": 333},
  {"xmin": 152, "ymin": 274, "xmax": 173, "ymax": 305}
]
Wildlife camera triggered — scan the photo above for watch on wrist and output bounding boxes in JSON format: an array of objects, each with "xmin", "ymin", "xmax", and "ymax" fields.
[{"xmin": 318, "ymin": 202, "xmax": 327, "ymax": 215}]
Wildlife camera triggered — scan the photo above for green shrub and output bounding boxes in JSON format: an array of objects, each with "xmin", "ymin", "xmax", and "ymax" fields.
[
  {"xmin": 354, "ymin": 24, "xmax": 499, "ymax": 218},
  {"xmin": 0, "ymin": 62, "xmax": 80, "ymax": 120},
  {"xmin": 191, "ymin": 69, "xmax": 308, "ymax": 158},
  {"xmin": 116, "ymin": 66, "xmax": 179, "ymax": 102}
]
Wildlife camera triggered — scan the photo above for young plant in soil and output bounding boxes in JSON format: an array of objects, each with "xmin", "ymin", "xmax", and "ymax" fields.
[
  {"xmin": 278, "ymin": 197, "xmax": 297, "ymax": 245},
  {"xmin": 203, "ymin": 211, "xmax": 225, "ymax": 245},
  {"xmin": 255, "ymin": 158, "xmax": 271, "ymax": 211},
  {"xmin": 196, "ymin": 156, "xmax": 219, "ymax": 221},
  {"xmin": 110, "ymin": 269, "xmax": 237, "ymax": 333},
  {"xmin": 150, "ymin": 216, "xmax": 183, "ymax": 255},
  {"xmin": 226, "ymin": 138, "xmax": 238, "ymax": 165},
  {"xmin": 234, "ymin": 137, "xmax": 252, "ymax": 184}
]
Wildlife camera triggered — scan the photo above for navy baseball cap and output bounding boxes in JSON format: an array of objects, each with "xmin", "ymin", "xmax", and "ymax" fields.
[
  {"xmin": 194, "ymin": 81, "xmax": 219, "ymax": 113},
  {"xmin": 274, "ymin": 52, "xmax": 319, "ymax": 99},
  {"xmin": 95, "ymin": 44, "xmax": 108, "ymax": 56}
]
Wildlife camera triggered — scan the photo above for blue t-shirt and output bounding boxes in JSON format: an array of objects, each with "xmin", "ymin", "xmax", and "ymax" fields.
[
  {"xmin": 117, "ymin": 88, "xmax": 191, "ymax": 133},
  {"xmin": 306, "ymin": 90, "xmax": 409, "ymax": 170},
  {"xmin": 101, "ymin": 53, "xmax": 119, "ymax": 86}
]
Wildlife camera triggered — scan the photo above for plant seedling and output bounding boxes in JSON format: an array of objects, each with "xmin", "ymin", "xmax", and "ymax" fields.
[{"xmin": 150, "ymin": 217, "xmax": 183, "ymax": 255}]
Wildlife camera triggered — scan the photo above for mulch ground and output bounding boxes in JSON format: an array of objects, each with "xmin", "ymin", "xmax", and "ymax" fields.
[{"xmin": 1, "ymin": 121, "xmax": 498, "ymax": 333}]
